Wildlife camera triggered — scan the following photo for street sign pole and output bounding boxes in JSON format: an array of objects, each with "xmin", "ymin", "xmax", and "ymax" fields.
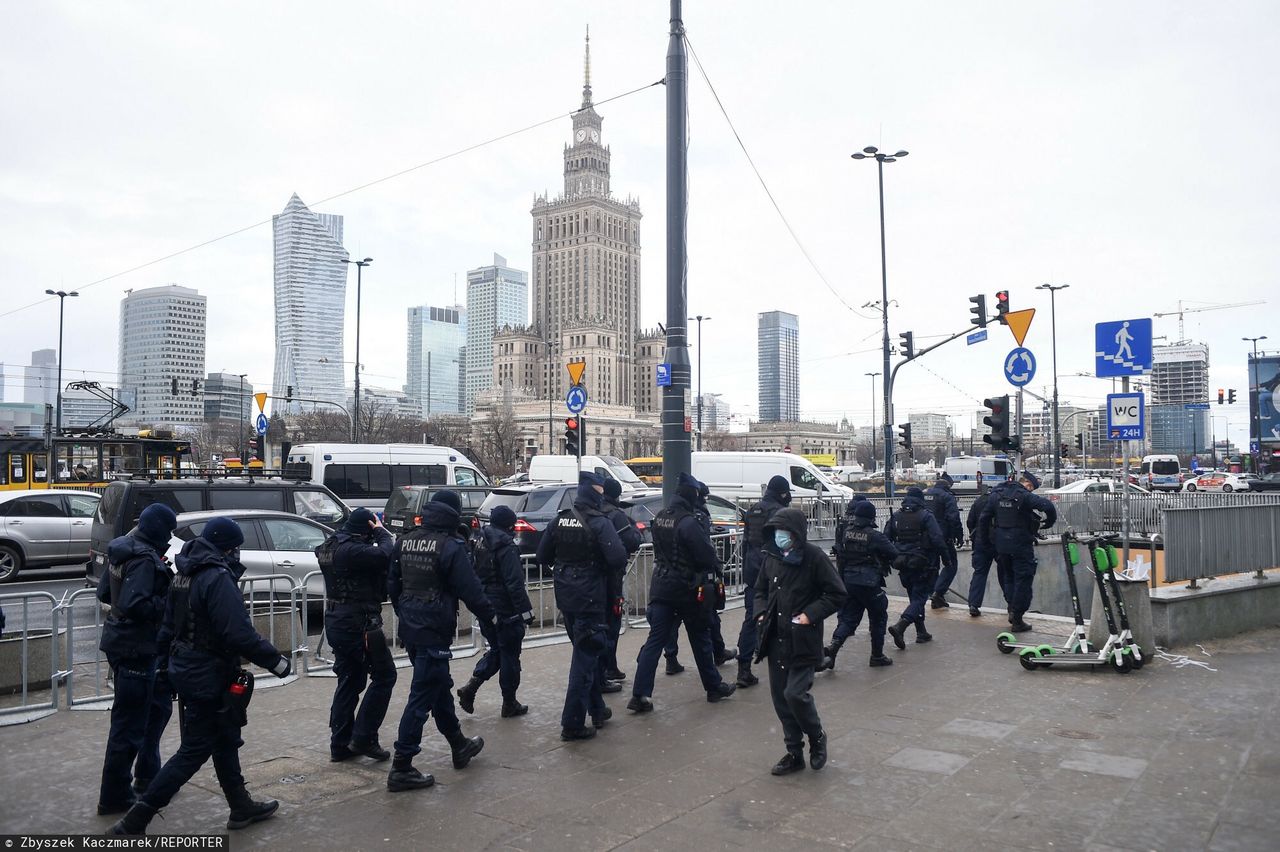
[
  {"xmin": 1121, "ymin": 375, "xmax": 1130, "ymax": 572},
  {"xmin": 1016, "ymin": 389, "xmax": 1024, "ymax": 470}
]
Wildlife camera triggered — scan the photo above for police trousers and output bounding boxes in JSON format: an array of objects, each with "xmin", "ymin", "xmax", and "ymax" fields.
[
  {"xmin": 100, "ymin": 654, "xmax": 173, "ymax": 804},
  {"xmin": 634, "ymin": 599, "xmax": 722, "ymax": 700},
  {"xmin": 933, "ymin": 540, "xmax": 959, "ymax": 598},
  {"xmin": 141, "ymin": 695, "xmax": 246, "ymax": 810},
  {"xmin": 393, "ymin": 644, "xmax": 461, "ymax": 761},
  {"xmin": 968, "ymin": 548, "xmax": 1014, "ymax": 609},
  {"xmin": 473, "ymin": 618, "xmax": 525, "ymax": 699},
  {"xmin": 561, "ymin": 611, "xmax": 608, "ymax": 730},
  {"xmin": 327, "ymin": 610, "xmax": 397, "ymax": 749},
  {"xmin": 899, "ymin": 569, "xmax": 938, "ymax": 627},
  {"xmin": 830, "ymin": 584, "xmax": 889, "ymax": 657}
]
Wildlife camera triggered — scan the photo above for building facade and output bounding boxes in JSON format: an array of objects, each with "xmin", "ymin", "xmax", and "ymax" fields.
[
  {"xmin": 23, "ymin": 349, "xmax": 56, "ymax": 408},
  {"xmin": 464, "ymin": 254, "xmax": 528, "ymax": 413},
  {"xmin": 1149, "ymin": 343, "xmax": 1210, "ymax": 454},
  {"xmin": 406, "ymin": 305, "xmax": 466, "ymax": 416},
  {"xmin": 271, "ymin": 194, "xmax": 349, "ymax": 413},
  {"xmin": 204, "ymin": 372, "xmax": 254, "ymax": 422},
  {"xmin": 696, "ymin": 393, "xmax": 731, "ymax": 433},
  {"xmin": 745, "ymin": 420, "xmax": 855, "ymax": 466},
  {"xmin": 758, "ymin": 311, "xmax": 799, "ymax": 422},
  {"xmin": 908, "ymin": 412, "xmax": 951, "ymax": 447},
  {"xmin": 118, "ymin": 285, "xmax": 207, "ymax": 426}
]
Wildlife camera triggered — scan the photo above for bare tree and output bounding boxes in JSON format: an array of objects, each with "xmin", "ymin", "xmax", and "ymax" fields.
[
  {"xmin": 291, "ymin": 410, "xmax": 351, "ymax": 443},
  {"xmin": 701, "ymin": 429, "xmax": 743, "ymax": 452},
  {"xmin": 473, "ymin": 394, "xmax": 524, "ymax": 476},
  {"xmin": 182, "ymin": 417, "xmax": 248, "ymax": 462}
]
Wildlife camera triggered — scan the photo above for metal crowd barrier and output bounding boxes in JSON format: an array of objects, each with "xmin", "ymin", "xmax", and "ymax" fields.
[
  {"xmin": 1162, "ymin": 502, "xmax": 1280, "ymax": 584},
  {"xmin": 0, "ymin": 591, "xmax": 63, "ymax": 726},
  {"xmin": 624, "ymin": 533, "xmax": 743, "ymax": 630},
  {"xmin": 61, "ymin": 586, "xmax": 116, "ymax": 708}
]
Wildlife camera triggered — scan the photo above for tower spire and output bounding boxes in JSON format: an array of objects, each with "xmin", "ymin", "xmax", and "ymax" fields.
[{"xmin": 582, "ymin": 24, "xmax": 593, "ymax": 108}]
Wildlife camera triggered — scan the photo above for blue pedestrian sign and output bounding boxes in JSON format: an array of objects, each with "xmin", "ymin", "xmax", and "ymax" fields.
[
  {"xmin": 967, "ymin": 329, "xmax": 988, "ymax": 346},
  {"xmin": 1095, "ymin": 318, "xmax": 1153, "ymax": 377},
  {"xmin": 1004, "ymin": 347, "xmax": 1037, "ymax": 387},
  {"xmin": 565, "ymin": 385, "xmax": 587, "ymax": 414},
  {"xmin": 255, "ymin": 413, "xmax": 269, "ymax": 436},
  {"xmin": 1106, "ymin": 392, "xmax": 1145, "ymax": 441},
  {"xmin": 656, "ymin": 363, "xmax": 672, "ymax": 387}
]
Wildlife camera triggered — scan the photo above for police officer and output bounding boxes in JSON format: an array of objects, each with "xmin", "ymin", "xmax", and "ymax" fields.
[
  {"xmin": 628, "ymin": 473, "xmax": 737, "ymax": 714},
  {"xmin": 537, "ymin": 472, "xmax": 628, "ymax": 741},
  {"xmin": 109, "ymin": 518, "xmax": 291, "ymax": 835},
  {"xmin": 925, "ymin": 473, "xmax": 964, "ymax": 609},
  {"xmin": 456, "ymin": 505, "xmax": 535, "ymax": 718},
  {"xmin": 96, "ymin": 504, "xmax": 178, "ymax": 815},
  {"xmin": 822, "ymin": 498, "xmax": 898, "ymax": 670},
  {"xmin": 697, "ymin": 482, "xmax": 737, "ymax": 668},
  {"xmin": 386, "ymin": 490, "xmax": 495, "ymax": 791},
  {"xmin": 316, "ymin": 507, "xmax": 396, "ymax": 763},
  {"xmin": 979, "ymin": 471, "xmax": 1057, "ymax": 632},
  {"xmin": 598, "ymin": 478, "xmax": 641, "ymax": 688},
  {"xmin": 964, "ymin": 484, "xmax": 1006, "ymax": 617},
  {"xmin": 735, "ymin": 475, "xmax": 791, "ymax": 687},
  {"xmin": 886, "ymin": 486, "xmax": 946, "ymax": 648}
]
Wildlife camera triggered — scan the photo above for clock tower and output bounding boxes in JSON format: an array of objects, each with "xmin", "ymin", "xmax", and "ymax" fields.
[{"xmin": 565, "ymin": 27, "xmax": 609, "ymax": 198}]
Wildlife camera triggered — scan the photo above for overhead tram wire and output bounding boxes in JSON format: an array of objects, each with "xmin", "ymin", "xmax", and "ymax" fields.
[
  {"xmin": 684, "ymin": 34, "xmax": 877, "ymax": 323},
  {"xmin": 0, "ymin": 79, "xmax": 664, "ymax": 322}
]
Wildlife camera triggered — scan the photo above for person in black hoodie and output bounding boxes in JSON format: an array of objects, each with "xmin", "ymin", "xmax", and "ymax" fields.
[
  {"xmin": 886, "ymin": 487, "xmax": 947, "ymax": 647},
  {"xmin": 753, "ymin": 506, "xmax": 846, "ymax": 775},
  {"xmin": 386, "ymin": 490, "xmax": 496, "ymax": 792},
  {"xmin": 109, "ymin": 517, "xmax": 292, "ymax": 835},
  {"xmin": 599, "ymin": 478, "xmax": 641, "ymax": 687},
  {"xmin": 456, "ymin": 505, "xmax": 535, "ymax": 718},
  {"xmin": 735, "ymin": 475, "xmax": 791, "ymax": 687},
  {"xmin": 95, "ymin": 503, "xmax": 179, "ymax": 815}
]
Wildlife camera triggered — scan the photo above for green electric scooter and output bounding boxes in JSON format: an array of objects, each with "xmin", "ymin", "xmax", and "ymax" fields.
[{"xmin": 995, "ymin": 531, "xmax": 1090, "ymax": 657}]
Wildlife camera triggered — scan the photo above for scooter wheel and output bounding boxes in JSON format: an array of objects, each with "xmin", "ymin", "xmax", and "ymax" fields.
[
  {"xmin": 1129, "ymin": 646, "xmax": 1145, "ymax": 669},
  {"xmin": 997, "ymin": 633, "xmax": 1016, "ymax": 654},
  {"xmin": 1111, "ymin": 648, "xmax": 1134, "ymax": 674},
  {"xmin": 1036, "ymin": 644, "xmax": 1056, "ymax": 656},
  {"xmin": 1019, "ymin": 648, "xmax": 1041, "ymax": 671}
]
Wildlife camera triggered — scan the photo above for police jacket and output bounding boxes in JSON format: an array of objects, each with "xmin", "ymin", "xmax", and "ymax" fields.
[
  {"xmin": 752, "ymin": 508, "xmax": 847, "ymax": 668},
  {"xmin": 649, "ymin": 494, "xmax": 722, "ymax": 605},
  {"xmin": 161, "ymin": 538, "xmax": 284, "ymax": 702},
  {"xmin": 886, "ymin": 496, "xmax": 946, "ymax": 571},
  {"xmin": 742, "ymin": 490, "xmax": 788, "ymax": 587},
  {"xmin": 924, "ymin": 481, "xmax": 964, "ymax": 542},
  {"xmin": 978, "ymin": 481, "xmax": 1058, "ymax": 550},
  {"xmin": 317, "ymin": 527, "xmax": 394, "ymax": 611},
  {"xmin": 833, "ymin": 516, "xmax": 899, "ymax": 588},
  {"xmin": 96, "ymin": 533, "xmax": 172, "ymax": 659},
  {"xmin": 967, "ymin": 492, "xmax": 993, "ymax": 549},
  {"xmin": 538, "ymin": 483, "xmax": 627, "ymax": 615},
  {"xmin": 389, "ymin": 501, "xmax": 495, "ymax": 649},
  {"xmin": 603, "ymin": 497, "xmax": 641, "ymax": 599},
  {"xmin": 474, "ymin": 525, "xmax": 533, "ymax": 619}
]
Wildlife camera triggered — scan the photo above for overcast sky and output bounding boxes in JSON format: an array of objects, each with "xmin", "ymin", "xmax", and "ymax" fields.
[{"xmin": 2, "ymin": 1, "xmax": 1276, "ymax": 447}]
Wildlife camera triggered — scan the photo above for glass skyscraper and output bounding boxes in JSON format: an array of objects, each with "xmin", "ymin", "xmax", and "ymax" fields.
[
  {"xmin": 758, "ymin": 310, "xmax": 799, "ymax": 422},
  {"xmin": 272, "ymin": 194, "xmax": 348, "ymax": 413},
  {"xmin": 406, "ymin": 305, "xmax": 467, "ymax": 416},
  {"xmin": 118, "ymin": 284, "xmax": 207, "ymax": 425},
  {"xmin": 464, "ymin": 253, "xmax": 528, "ymax": 412}
]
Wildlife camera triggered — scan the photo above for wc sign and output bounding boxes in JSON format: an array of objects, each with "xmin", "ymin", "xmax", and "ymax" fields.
[{"xmin": 1106, "ymin": 392, "xmax": 1145, "ymax": 441}]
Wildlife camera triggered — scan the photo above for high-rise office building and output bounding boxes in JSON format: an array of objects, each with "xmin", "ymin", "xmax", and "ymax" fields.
[
  {"xmin": 407, "ymin": 306, "xmax": 467, "ymax": 416},
  {"xmin": 118, "ymin": 285, "xmax": 207, "ymax": 425},
  {"xmin": 909, "ymin": 412, "xmax": 951, "ymax": 446},
  {"xmin": 464, "ymin": 253, "xmax": 528, "ymax": 412},
  {"xmin": 696, "ymin": 393, "xmax": 731, "ymax": 432},
  {"xmin": 1150, "ymin": 343, "xmax": 1210, "ymax": 454},
  {"xmin": 204, "ymin": 372, "xmax": 253, "ymax": 422},
  {"xmin": 758, "ymin": 311, "xmax": 799, "ymax": 422},
  {"xmin": 271, "ymin": 194, "xmax": 349, "ymax": 413},
  {"xmin": 23, "ymin": 349, "xmax": 57, "ymax": 408}
]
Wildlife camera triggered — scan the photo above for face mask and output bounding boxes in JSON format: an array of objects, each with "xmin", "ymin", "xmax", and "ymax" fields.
[
  {"xmin": 227, "ymin": 547, "xmax": 241, "ymax": 563},
  {"xmin": 774, "ymin": 530, "xmax": 793, "ymax": 551}
]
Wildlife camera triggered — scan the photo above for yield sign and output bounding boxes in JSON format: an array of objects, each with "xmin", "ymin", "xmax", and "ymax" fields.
[
  {"xmin": 1003, "ymin": 308, "xmax": 1036, "ymax": 347},
  {"xmin": 566, "ymin": 361, "xmax": 586, "ymax": 386}
]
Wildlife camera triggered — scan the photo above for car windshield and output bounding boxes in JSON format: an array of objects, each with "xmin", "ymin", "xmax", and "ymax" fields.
[
  {"xmin": 602, "ymin": 457, "xmax": 642, "ymax": 484},
  {"xmin": 480, "ymin": 490, "xmax": 530, "ymax": 515},
  {"xmin": 1151, "ymin": 461, "xmax": 1180, "ymax": 475}
]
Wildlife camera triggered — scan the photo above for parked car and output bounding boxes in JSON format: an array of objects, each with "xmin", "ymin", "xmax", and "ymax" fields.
[
  {"xmin": 1181, "ymin": 472, "xmax": 1254, "ymax": 493},
  {"xmin": 474, "ymin": 483, "xmax": 578, "ymax": 556},
  {"xmin": 1045, "ymin": 478, "xmax": 1149, "ymax": 497},
  {"xmin": 620, "ymin": 490, "xmax": 744, "ymax": 543},
  {"xmin": 1249, "ymin": 472, "xmax": 1280, "ymax": 492},
  {"xmin": 1044, "ymin": 478, "xmax": 1150, "ymax": 533},
  {"xmin": 381, "ymin": 485, "xmax": 491, "ymax": 533},
  {"xmin": 167, "ymin": 510, "xmax": 332, "ymax": 596},
  {"xmin": 0, "ymin": 489, "xmax": 102, "ymax": 582}
]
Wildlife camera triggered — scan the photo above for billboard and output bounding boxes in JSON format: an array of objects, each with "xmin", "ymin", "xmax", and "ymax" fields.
[{"xmin": 1249, "ymin": 354, "xmax": 1280, "ymax": 447}]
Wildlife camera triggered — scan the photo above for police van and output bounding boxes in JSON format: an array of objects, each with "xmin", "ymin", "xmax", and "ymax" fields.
[
  {"xmin": 942, "ymin": 455, "xmax": 1013, "ymax": 494},
  {"xmin": 284, "ymin": 444, "xmax": 490, "ymax": 510}
]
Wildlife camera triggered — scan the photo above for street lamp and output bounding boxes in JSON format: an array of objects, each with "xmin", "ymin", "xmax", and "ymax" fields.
[
  {"xmin": 343, "ymin": 257, "xmax": 373, "ymax": 442},
  {"xmin": 688, "ymin": 315, "xmax": 711, "ymax": 450},
  {"xmin": 237, "ymin": 373, "xmax": 248, "ymax": 465},
  {"xmin": 44, "ymin": 289, "xmax": 79, "ymax": 435},
  {"xmin": 851, "ymin": 145, "xmax": 908, "ymax": 495},
  {"xmin": 1036, "ymin": 283, "xmax": 1070, "ymax": 487},
  {"xmin": 1244, "ymin": 335, "xmax": 1268, "ymax": 472},
  {"xmin": 865, "ymin": 371, "xmax": 880, "ymax": 471}
]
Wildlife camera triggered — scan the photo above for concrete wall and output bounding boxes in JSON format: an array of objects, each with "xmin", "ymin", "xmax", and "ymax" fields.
[
  {"xmin": 946, "ymin": 540, "xmax": 1097, "ymax": 619},
  {"xmin": 1150, "ymin": 574, "xmax": 1280, "ymax": 646}
]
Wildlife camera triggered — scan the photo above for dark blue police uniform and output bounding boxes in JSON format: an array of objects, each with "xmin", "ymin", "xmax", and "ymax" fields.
[
  {"xmin": 886, "ymin": 489, "xmax": 946, "ymax": 646},
  {"xmin": 924, "ymin": 476, "xmax": 964, "ymax": 607},
  {"xmin": 599, "ymin": 480, "xmax": 641, "ymax": 684},
  {"xmin": 978, "ymin": 474, "xmax": 1057, "ymax": 630},
  {"xmin": 824, "ymin": 500, "xmax": 899, "ymax": 668}
]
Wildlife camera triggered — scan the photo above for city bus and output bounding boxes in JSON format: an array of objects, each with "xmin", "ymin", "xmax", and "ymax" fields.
[
  {"xmin": 0, "ymin": 434, "xmax": 192, "ymax": 492},
  {"xmin": 624, "ymin": 456, "xmax": 663, "ymax": 486}
]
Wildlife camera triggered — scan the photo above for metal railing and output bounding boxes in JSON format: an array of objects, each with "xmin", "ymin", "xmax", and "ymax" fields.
[
  {"xmin": 624, "ymin": 533, "xmax": 743, "ymax": 630},
  {"xmin": 61, "ymin": 587, "xmax": 116, "ymax": 708},
  {"xmin": 0, "ymin": 591, "xmax": 63, "ymax": 726},
  {"xmin": 1162, "ymin": 503, "xmax": 1280, "ymax": 584}
]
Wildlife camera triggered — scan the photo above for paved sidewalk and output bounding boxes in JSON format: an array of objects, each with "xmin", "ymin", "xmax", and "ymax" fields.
[{"xmin": 2, "ymin": 602, "xmax": 1277, "ymax": 851}]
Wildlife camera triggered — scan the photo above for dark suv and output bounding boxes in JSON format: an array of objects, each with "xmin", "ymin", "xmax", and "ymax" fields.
[
  {"xmin": 88, "ymin": 477, "xmax": 349, "ymax": 581},
  {"xmin": 621, "ymin": 490, "xmax": 744, "ymax": 543},
  {"xmin": 381, "ymin": 485, "xmax": 492, "ymax": 533},
  {"xmin": 474, "ymin": 484, "xmax": 580, "ymax": 556}
]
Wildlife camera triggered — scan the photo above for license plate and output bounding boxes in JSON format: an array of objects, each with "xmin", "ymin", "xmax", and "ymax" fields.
[{"xmin": 388, "ymin": 519, "xmax": 402, "ymax": 528}]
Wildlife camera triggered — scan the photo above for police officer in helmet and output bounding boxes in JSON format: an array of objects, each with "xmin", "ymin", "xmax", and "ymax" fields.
[
  {"xmin": 109, "ymin": 517, "xmax": 292, "ymax": 835},
  {"xmin": 96, "ymin": 503, "xmax": 179, "ymax": 815},
  {"xmin": 978, "ymin": 471, "xmax": 1057, "ymax": 632},
  {"xmin": 316, "ymin": 507, "xmax": 397, "ymax": 763},
  {"xmin": 886, "ymin": 486, "xmax": 946, "ymax": 648},
  {"xmin": 386, "ymin": 490, "xmax": 496, "ymax": 791},
  {"xmin": 735, "ymin": 475, "xmax": 791, "ymax": 687},
  {"xmin": 598, "ymin": 478, "xmax": 641, "ymax": 690},
  {"xmin": 822, "ymin": 497, "xmax": 899, "ymax": 670},
  {"xmin": 925, "ymin": 473, "xmax": 964, "ymax": 609},
  {"xmin": 537, "ymin": 472, "xmax": 628, "ymax": 741}
]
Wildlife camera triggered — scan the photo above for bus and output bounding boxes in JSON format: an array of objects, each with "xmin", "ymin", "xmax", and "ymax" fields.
[
  {"xmin": 624, "ymin": 456, "xmax": 663, "ymax": 486},
  {"xmin": 0, "ymin": 434, "xmax": 192, "ymax": 492},
  {"xmin": 284, "ymin": 443, "xmax": 490, "ymax": 510}
]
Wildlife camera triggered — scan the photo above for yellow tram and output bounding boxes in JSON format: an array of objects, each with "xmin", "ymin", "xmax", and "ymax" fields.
[{"xmin": 0, "ymin": 434, "xmax": 191, "ymax": 492}]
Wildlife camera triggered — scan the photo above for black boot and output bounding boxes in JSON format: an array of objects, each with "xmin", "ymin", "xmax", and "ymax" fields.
[
  {"xmin": 665, "ymin": 656, "xmax": 685, "ymax": 675},
  {"xmin": 714, "ymin": 648, "xmax": 738, "ymax": 666},
  {"xmin": 809, "ymin": 730, "xmax": 828, "ymax": 770},
  {"xmin": 820, "ymin": 638, "xmax": 845, "ymax": 672},
  {"xmin": 915, "ymin": 624, "xmax": 933, "ymax": 643},
  {"xmin": 108, "ymin": 802, "xmax": 156, "ymax": 835},
  {"xmin": 1010, "ymin": 614, "xmax": 1033, "ymax": 633},
  {"xmin": 969, "ymin": 606, "xmax": 982, "ymax": 617},
  {"xmin": 930, "ymin": 593, "xmax": 949, "ymax": 609},
  {"xmin": 501, "ymin": 696, "xmax": 528, "ymax": 717},
  {"xmin": 771, "ymin": 752, "xmax": 805, "ymax": 776},
  {"xmin": 735, "ymin": 660, "xmax": 759, "ymax": 687},
  {"xmin": 349, "ymin": 739, "xmax": 391, "ymax": 761},
  {"xmin": 869, "ymin": 653, "xmax": 894, "ymax": 667},
  {"xmin": 225, "ymin": 786, "xmax": 279, "ymax": 830},
  {"xmin": 627, "ymin": 694, "xmax": 654, "ymax": 713},
  {"xmin": 887, "ymin": 618, "xmax": 909, "ymax": 650},
  {"xmin": 387, "ymin": 756, "xmax": 434, "ymax": 792},
  {"xmin": 448, "ymin": 733, "xmax": 485, "ymax": 769},
  {"xmin": 97, "ymin": 791, "xmax": 137, "ymax": 816},
  {"xmin": 706, "ymin": 681, "xmax": 737, "ymax": 703},
  {"xmin": 456, "ymin": 676, "xmax": 483, "ymax": 715}
]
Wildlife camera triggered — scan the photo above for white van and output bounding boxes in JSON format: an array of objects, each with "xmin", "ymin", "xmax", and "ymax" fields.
[
  {"xmin": 1139, "ymin": 454, "xmax": 1183, "ymax": 492},
  {"xmin": 284, "ymin": 443, "xmax": 490, "ymax": 510},
  {"xmin": 942, "ymin": 455, "xmax": 1014, "ymax": 493},
  {"xmin": 527, "ymin": 455, "xmax": 647, "ymax": 492},
  {"xmin": 692, "ymin": 452, "xmax": 853, "ymax": 501}
]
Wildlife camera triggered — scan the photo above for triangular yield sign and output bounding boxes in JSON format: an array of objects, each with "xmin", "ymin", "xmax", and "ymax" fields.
[
  {"xmin": 254, "ymin": 392, "xmax": 268, "ymax": 414},
  {"xmin": 1004, "ymin": 308, "xmax": 1036, "ymax": 347},
  {"xmin": 566, "ymin": 361, "xmax": 586, "ymax": 386}
]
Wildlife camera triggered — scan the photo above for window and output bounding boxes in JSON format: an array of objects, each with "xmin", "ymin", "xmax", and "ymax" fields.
[
  {"xmin": 790, "ymin": 466, "xmax": 821, "ymax": 491},
  {"xmin": 262, "ymin": 519, "xmax": 328, "ymax": 553},
  {"xmin": 129, "ymin": 489, "xmax": 203, "ymax": 525},
  {"xmin": 67, "ymin": 494, "xmax": 99, "ymax": 518},
  {"xmin": 6, "ymin": 496, "xmax": 65, "ymax": 518},
  {"xmin": 209, "ymin": 489, "xmax": 285, "ymax": 512},
  {"xmin": 454, "ymin": 467, "xmax": 482, "ymax": 487},
  {"xmin": 293, "ymin": 491, "xmax": 345, "ymax": 525}
]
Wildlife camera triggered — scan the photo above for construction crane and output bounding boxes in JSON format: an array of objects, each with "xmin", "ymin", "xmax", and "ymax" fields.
[{"xmin": 1152, "ymin": 300, "xmax": 1266, "ymax": 344}]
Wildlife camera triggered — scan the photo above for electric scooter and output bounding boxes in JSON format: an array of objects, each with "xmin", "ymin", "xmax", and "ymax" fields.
[
  {"xmin": 995, "ymin": 531, "xmax": 1090, "ymax": 657},
  {"xmin": 1099, "ymin": 537, "xmax": 1144, "ymax": 669}
]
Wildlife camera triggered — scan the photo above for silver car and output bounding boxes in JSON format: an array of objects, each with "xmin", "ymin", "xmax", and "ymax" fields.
[
  {"xmin": 0, "ymin": 489, "xmax": 102, "ymax": 582},
  {"xmin": 166, "ymin": 510, "xmax": 332, "ymax": 596}
]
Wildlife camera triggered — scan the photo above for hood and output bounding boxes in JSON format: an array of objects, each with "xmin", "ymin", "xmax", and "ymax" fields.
[
  {"xmin": 574, "ymin": 481, "xmax": 604, "ymax": 510},
  {"xmin": 669, "ymin": 494, "xmax": 699, "ymax": 514},
  {"xmin": 764, "ymin": 507, "xmax": 808, "ymax": 545},
  {"xmin": 934, "ymin": 479, "xmax": 953, "ymax": 493},
  {"xmin": 175, "ymin": 536, "xmax": 230, "ymax": 577},
  {"xmin": 420, "ymin": 500, "xmax": 461, "ymax": 531},
  {"xmin": 900, "ymin": 495, "xmax": 926, "ymax": 512},
  {"xmin": 108, "ymin": 533, "xmax": 163, "ymax": 565},
  {"xmin": 852, "ymin": 516, "xmax": 877, "ymax": 529},
  {"xmin": 482, "ymin": 524, "xmax": 513, "ymax": 550}
]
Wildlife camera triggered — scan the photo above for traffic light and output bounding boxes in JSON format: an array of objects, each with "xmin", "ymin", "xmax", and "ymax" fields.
[
  {"xmin": 983, "ymin": 395, "xmax": 1011, "ymax": 451},
  {"xmin": 247, "ymin": 437, "xmax": 264, "ymax": 462},
  {"xmin": 1228, "ymin": 388, "xmax": 1237, "ymax": 405},
  {"xmin": 898, "ymin": 423, "xmax": 912, "ymax": 452},
  {"xmin": 286, "ymin": 385, "xmax": 294, "ymax": 402},
  {"xmin": 190, "ymin": 378, "xmax": 200, "ymax": 398},
  {"xmin": 969, "ymin": 294, "xmax": 987, "ymax": 328},
  {"xmin": 1218, "ymin": 388, "xmax": 1225, "ymax": 405},
  {"xmin": 1075, "ymin": 433, "xmax": 1084, "ymax": 451},
  {"xmin": 171, "ymin": 377, "xmax": 179, "ymax": 395},
  {"xmin": 995, "ymin": 290, "xmax": 1010, "ymax": 325},
  {"xmin": 564, "ymin": 417, "xmax": 582, "ymax": 456},
  {"xmin": 1061, "ymin": 443, "xmax": 1071, "ymax": 458},
  {"xmin": 898, "ymin": 331, "xmax": 915, "ymax": 360}
]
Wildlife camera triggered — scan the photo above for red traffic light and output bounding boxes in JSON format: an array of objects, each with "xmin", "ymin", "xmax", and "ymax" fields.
[
  {"xmin": 565, "ymin": 417, "xmax": 579, "ymax": 430},
  {"xmin": 996, "ymin": 290, "xmax": 1009, "ymax": 305}
]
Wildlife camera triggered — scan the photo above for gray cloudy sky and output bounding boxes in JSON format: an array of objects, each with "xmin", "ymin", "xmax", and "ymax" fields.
[{"xmin": 2, "ymin": 1, "xmax": 1276, "ymax": 446}]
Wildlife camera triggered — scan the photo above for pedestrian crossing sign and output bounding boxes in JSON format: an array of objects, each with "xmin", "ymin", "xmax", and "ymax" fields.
[{"xmin": 1095, "ymin": 318, "xmax": 1153, "ymax": 377}]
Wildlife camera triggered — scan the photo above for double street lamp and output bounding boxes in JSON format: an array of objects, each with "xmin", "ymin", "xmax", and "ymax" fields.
[
  {"xmin": 1244, "ymin": 335, "xmax": 1268, "ymax": 472},
  {"xmin": 344, "ymin": 257, "xmax": 373, "ymax": 442},
  {"xmin": 44, "ymin": 289, "xmax": 79, "ymax": 435},
  {"xmin": 1036, "ymin": 283, "xmax": 1070, "ymax": 487},
  {"xmin": 689, "ymin": 315, "xmax": 711, "ymax": 450},
  {"xmin": 851, "ymin": 146, "xmax": 908, "ymax": 493}
]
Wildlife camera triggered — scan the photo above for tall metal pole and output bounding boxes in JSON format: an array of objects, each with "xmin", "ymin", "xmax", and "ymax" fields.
[
  {"xmin": 345, "ymin": 257, "xmax": 372, "ymax": 442},
  {"xmin": 690, "ymin": 315, "xmax": 709, "ymax": 450},
  {"xmin": 661, "ymin": 0, "xmax": 691, "ymax": 502},
  {"xmin": 426, "ymin": 351, "xmax": 432, "ymax": 419},
  {"xmin": 238, "ymin": 373, "xmax": 247, "ymax": 465},
  {"xmin": 45, "ymin": 289, "xmax": 78, "ymax": 436},
  {"xmin": 876, "ymin": 159, "xmax": 894, "ymax": 496},
  {"xmin": 1244, "ymin": 336, "xmax": 1267, "ymax": 473},
  {"xmin": 1037, "ymin": 283, "xmax": 1069, "ymax": 487},
  {"xmin": 866, "ymin": 371, "xmax": 880, "ymax": 471}
]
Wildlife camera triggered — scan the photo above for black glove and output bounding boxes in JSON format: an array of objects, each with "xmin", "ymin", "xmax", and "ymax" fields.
[
  {"xmin": 521, "ymin": 610, "xmax": 535, "ymax": 627},
  {"xmin": 270, "ymin": 656, "xmax": 292, "ymax": 679}
]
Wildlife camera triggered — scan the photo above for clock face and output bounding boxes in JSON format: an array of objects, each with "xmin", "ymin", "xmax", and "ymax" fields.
[
  {"xmin": 576, "ymin": 129, "xmax": 586, "ymax": 142},
  {"xmin": 590, "ymin": 129, "xmax": 599, "ymax": 143}
]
